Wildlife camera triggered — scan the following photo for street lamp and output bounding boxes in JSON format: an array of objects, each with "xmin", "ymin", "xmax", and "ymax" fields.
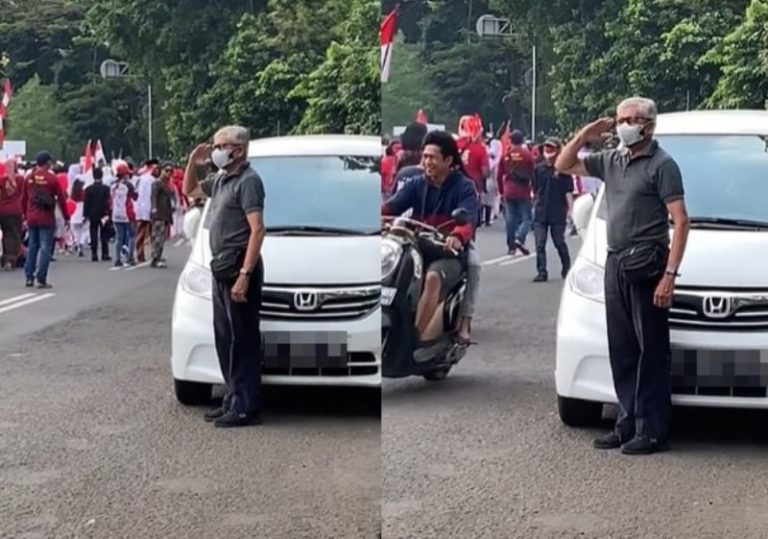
[
  {"xmin": 99, "ymin": 59, "xmax": 153, "ymax": 159},
  {"xmin": 476, "ymin": 14, "xmax": 536, "ymax": 139}
]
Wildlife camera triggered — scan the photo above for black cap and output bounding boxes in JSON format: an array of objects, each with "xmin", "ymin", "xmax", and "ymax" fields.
[
  {"xmin": 511, "ymin": 130, "xmax": 525, "ymax": 145},
  {"xmin": 35, "ymin": 151, "xmax": 53, "ymax": 166}
]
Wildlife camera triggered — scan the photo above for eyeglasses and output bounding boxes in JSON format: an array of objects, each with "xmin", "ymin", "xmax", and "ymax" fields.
[{"xmin": 616, "ymin": 116, "xmax": 651, "ymax": 126}]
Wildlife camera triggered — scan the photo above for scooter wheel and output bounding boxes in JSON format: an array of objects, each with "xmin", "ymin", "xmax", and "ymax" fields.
[{"xmin": 423, "ymin": 367, "xmax": 450, "ymax": 382}]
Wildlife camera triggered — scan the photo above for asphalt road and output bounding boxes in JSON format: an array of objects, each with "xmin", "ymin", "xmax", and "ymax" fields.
[
  {"xmin": 0, "ymin": 240, "xmax": 380, "ymax": 538},
  {"xmin": 382, "ymin": 223, "xmax": 768, "ymax": 539}
]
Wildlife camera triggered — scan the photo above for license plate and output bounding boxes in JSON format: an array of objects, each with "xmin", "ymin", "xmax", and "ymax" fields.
[
  {"xmin": 671, "ymin": 349, "xmax": 768, "ymax": 388},
  {"xmin": 381, "ymin": 286, "xmax": 396, "ymax": 306},
  {"xmin": 262, "ymin": 331, "xmax": 348, "ymax": 369}
]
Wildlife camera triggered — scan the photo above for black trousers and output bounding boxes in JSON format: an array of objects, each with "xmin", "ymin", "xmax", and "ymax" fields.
[
  {"xmin": 533, "ymin": 221, "xmax": 570, "ymax": 276},
  {"xmin": 212, "ymin": 261, "xmax": 264, "ymax": 414},
  {"xmin": 604, "ymin": 252, "xmax": 671, "ymax": 441},
  {"xmin": 89, "ymin": 220, "xmax": 110, "ymax": 259}
]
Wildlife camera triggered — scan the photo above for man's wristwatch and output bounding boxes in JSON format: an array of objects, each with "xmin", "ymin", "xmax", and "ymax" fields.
[
  {"xmin": 665, "ymin": 267, "xmax": 680, "ymax": 277},
  {"xmin": 239, "ymin": 269, "xmax": 251, "ymax": 277}
]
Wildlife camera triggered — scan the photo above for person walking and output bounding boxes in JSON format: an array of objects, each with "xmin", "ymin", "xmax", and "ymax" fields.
[
  {"xmin": 0, "ymin": 160, "xmax": 23, "ymax": 271},
  {"xmin": 556, "ymin": 96, "xmax": 690, "ymax": 455},
  {"xmin": 183, "ymin": 125, "xmax": 266, "ymax": 428},
  {"xmin": 21, "ymin": 151, "xmax": 69, "ymax": 288},
  {"xmin": 150, "ymin": 163, "xmax": 175, "ymax": 268},
  {"xmin": 501, "ymin": 130, "xmax": 535, "ymax": 255},
  {"xmin": 111, "ymin": 164, "xmax": 138, "ymax": 267},
  {"xmin": 134, "ymin": 160, "xmax": 158, "ymax": 263},
  {"xmin": 532, "ymin": 138, "xmax": 574, "ymax": 282},
  {"xmin": 83, "ymin": 167, "xmax": 112, "ymax": 262}
]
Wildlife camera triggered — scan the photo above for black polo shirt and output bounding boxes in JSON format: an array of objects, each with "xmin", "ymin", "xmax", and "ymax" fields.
[
  {"xmin": 200, "ymin": 161, "xmax": 265, "ymax": 257},
  {"xmin": 533, "ymin": 164, "xmax": 574, "ymax": 225}
]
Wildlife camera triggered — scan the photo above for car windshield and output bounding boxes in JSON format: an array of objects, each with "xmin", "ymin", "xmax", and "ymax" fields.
[
  {"xmin": 203, "ymin": 155, "xmax": 380, "ymax": 235},
  {"xmin": 597, "ymin": 134, "xmax": 768, "ymax": 225}
]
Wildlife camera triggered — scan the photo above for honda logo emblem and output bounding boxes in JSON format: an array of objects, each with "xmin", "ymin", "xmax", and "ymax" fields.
[
  {"xmin": 294, "ymin": 291, "xmax": 319, "ymax": 311},
  {"xmin": 702, "ymin": 295, "xmax": 733, "ymax": 319}
]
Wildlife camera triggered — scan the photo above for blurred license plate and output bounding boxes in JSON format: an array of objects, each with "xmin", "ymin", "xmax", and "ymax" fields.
[
  {"xmin": 671, "ymin": 349, "xmax": 768, "ymax": 388},
  {"xmin": 263, "ymin": 331, "xmax": 348, "ymax": 369}
]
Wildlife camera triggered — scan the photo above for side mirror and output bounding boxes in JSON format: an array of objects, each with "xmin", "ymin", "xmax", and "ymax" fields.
[
  {"xmin": 572, "ymin": 194, "xmax": 595, "ymax": 233},
  {"xmin": 183, "ymin": 206, "xmax": 202, "ymax": 241},
  {"xmin": 451, "ymin": 208, "xmax": 470, "ymax": 226}
]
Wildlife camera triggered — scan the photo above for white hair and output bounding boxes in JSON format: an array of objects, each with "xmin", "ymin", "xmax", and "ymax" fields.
[
  {"xmin": 214, "ymin": 125, "xmax": 250, "ymax": 147},
  {"xmin": 617, "ymin": 96, "xmax": 658, "ymax": 121}
]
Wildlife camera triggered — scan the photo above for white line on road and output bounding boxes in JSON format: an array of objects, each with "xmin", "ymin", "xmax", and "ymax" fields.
[
  {"xmin": 0, "ymin": 293, "xmax": 55, "ymax": 315},
  {"xmin": 482, "ymin": 255, "xmax": 513, "ymax": 266},
  {"xmin": 500, "ymin": 254, "xmax": 535, "ymax": 266},
  {"xmin": 0, "ymin": 293, "xmax": 37, "ymax": 308},
  {"xmin": 125, "ymin": 261, "xmax": 152, "ymax": 272},
  {"xmin": 173, "ymin": 238, "xmax": 185, "ymax": 247}
]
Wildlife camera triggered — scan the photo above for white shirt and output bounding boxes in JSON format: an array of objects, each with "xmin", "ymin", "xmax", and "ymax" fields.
[{"xmin": 135, "ymin": 172, "xmax": 156, "ymax": 221}]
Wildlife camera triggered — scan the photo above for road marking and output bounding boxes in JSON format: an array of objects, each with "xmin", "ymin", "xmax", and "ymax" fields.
[
  {"xmin": 0, "ymin": 293, "xmax": 55, "ymax": 315},
  {"xmin": 500, "ymin": 254, "xmax": 535, "ymax": 266},
  {"xmin": 0, "ymin": 293, "xmax": 37, "ymax": 308},
  {"xmin": 125, "ymin": 261, "xmax": 152, "ymax": 271},
  {"xmin": 173, "ymin": 238, "xmax": 185, "ymax": 247},
  {"xmin": 482, "ymin": 255, "xmax": 514, "ymax": 266}
]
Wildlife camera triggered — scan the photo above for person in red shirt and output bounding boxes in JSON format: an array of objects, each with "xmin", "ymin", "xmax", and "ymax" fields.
[
  {"xmin": 456, "ymin": 115, "xmax": 490, "ymax": 227},
  {"xmin": 0, "ymin": 160, "xmax": 24, "ymax": 271},
  {"xmin": 381, "ymin": 142, "xmax": 397, "ymax": 198},
  {"xmin": 21, "ymin": 151, "xmax": 70, "ymax": 288},
  {"xmin": 500, "ymin": 130, "xmax": 535, "ymax": 255}
]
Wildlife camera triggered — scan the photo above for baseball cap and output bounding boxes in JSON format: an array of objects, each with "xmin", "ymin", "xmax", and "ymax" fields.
[
  {"xmin": 35, "ymin": 151, "xmax": 53, "ymax": 166},
  {"xmin": 511, "ymin": 130, "xmax": 525, "ymax": 145}
]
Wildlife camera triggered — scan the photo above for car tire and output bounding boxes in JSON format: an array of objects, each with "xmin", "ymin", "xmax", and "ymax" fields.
[
  {"xmin": 557, "ymin": 395, "xmax": 603, "ymax": 427},
  {"xmin": 423, "ymin": 367, "xmax": 451, "ymax": 382},
  {"xmin": 174, "ymin": 379, "xmax": 212, "ymax": 405}
]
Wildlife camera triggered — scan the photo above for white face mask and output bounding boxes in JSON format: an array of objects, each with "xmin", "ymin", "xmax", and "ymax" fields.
[
  {"xmin": 211, "ymin": 148, "xmax": 233, "ymax": 169},
  {"xmin": 543, "ymin": 151, "xmax": 557, "ymax": 160},
  {"xmin": 616, "ymin": 123, "xmax": 646, "ymax": 147}
]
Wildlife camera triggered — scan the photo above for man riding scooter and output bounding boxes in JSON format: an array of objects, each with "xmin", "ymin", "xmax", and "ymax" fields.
[{"xmin": 381, "ymin": 130, "xmax": 478, "ymax": 343}]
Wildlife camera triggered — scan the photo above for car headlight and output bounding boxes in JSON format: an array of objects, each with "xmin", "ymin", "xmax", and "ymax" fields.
[
  {"xmin": 180, "ymin": 262, "xmax": 212, "ymax": 300},
  {"xmin": 381, "ymin": 238, "xmax": 402, "ymax": 281},
  {"xmin": 568, "ymin": 257, "xmax": 604, "ymax": 303}
]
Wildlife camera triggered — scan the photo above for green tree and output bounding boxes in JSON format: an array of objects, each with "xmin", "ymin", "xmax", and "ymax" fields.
[
  {"xmin": 5, "ymin": 75, "xmax": 69, "ymax": 159},
  {"xmin": 703, "ymin": 0, "xmax": 768, "ymax": 109}
]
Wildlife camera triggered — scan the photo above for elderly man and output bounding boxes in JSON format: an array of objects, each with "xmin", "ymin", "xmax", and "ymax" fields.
[
  {"xmin": 556, "ymin": 97, "xmax": 690, "ymax": 455},
  {"xmin": 183, "ymin": 125, "xmax": 266, "ymax": 428}
]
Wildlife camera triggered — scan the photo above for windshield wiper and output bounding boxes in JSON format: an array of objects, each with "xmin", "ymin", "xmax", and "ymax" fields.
[
  {"xmin": 266, "ymin": 225, "xmax": 367, "ymax": 235},
  {"xmin": 688, "ymin": 217, "xmax": 768, "ymax": 229}
]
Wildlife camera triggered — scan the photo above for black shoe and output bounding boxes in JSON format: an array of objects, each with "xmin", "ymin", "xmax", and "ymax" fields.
[
  {"xmin": 507, "ymin": 248, "xmax": 516, "ymax": 256},
  {"xmin": 533, "ymin": 273, "xmax": 548, "ymax": 283},
  {"xmin": 102, "ymin": 256, "xmax": 112, "ymax": 262},
  {"xmin": 114, "ymin": 261, "xmax": 124, "ymax": 268},
  {"xmin": 92, "ymin": 257, "xmax": 99, "ymax": 262},
  {"xmin": 203, "ymin": 406, "xmax": 227, "ymax": 422},
  {"xmin": 36, "ymin": 281, "xmax": 52, "ymax": 289},
  {"xmin": 515, "ymin": 240, "xmax": 530, "ymax": 256},
  {"xmin": 621, "ymin": 435, "xmax": 668, "ymax": 455},
  {"xmin": 593, "ymin": 432, "xmax": 623, "ymax": 450},
  {"xmin": 214, "ymin": 410, "xmax": 262, "ymax": 428},
  {"xmin": 25, "ymin": 279, "xmax": 34, "ymax": 288}
]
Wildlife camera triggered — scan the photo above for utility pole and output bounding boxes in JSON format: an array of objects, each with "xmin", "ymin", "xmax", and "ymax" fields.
[{"xmin": 531, "ymin": 45, "xmax": 537, "ymax": 141}]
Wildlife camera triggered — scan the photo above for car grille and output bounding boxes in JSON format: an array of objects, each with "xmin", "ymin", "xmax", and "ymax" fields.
[
  {"xmin": 263, "ymin": 352, "xmax": 379, "ymax": 377},
  {"xmin": 260, "ymin": 283, "xmax": 380, "ymax": 321},
  {"xmin": 670, "ymin": 287, "xmax": 768, "ymax": 331}
]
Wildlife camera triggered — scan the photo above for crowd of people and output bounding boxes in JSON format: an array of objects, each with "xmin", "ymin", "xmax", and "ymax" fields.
[{"xmin": 0, "ymin": 151, "xmax": 195, "ymax": 288}]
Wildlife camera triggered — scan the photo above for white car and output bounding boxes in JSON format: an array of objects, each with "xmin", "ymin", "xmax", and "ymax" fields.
[
  {"xmin": 557, "ymin": 110, "xmax": 768, "ymax": 426},
  {"xmin": 171, "ymin": 135, "xmax": 381, "ymax": 404}
]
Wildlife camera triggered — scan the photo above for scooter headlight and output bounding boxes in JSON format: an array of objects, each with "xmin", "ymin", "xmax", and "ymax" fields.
[
  {"xmin": 568, "ymin": 257, "xmax": 605, "ymax": 303},
  {"xmin": 381, "ymin": 238, "xmax": 402, "ymax": 281}
]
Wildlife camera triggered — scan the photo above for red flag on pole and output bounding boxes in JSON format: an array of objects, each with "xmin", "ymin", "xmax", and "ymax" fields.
[
  {"xmin": 0, "ymin": 80, "xmax": 12, "ymax": 148},
  {"xmin": 380, "ymin": 10, "xmax": 397, "ymax": 83},
  {"xmin": 416, "ymin": 109, "xmax": 428, "ymax": 124},
  {"xmin": 500, "ymin": 121, "xmax": 512, "ymax": 157},
  {"xmin": 83, "ymin": 140, "xmax": 94, "ymax": 172}
]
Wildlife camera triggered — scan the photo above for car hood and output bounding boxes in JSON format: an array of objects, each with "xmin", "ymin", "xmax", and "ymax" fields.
[
  {"xmin": 589, "ymin": 219, "xmax": 768, "ymax": 287},
  {"xmin": 195, "ymin": 230, "xmax": 380, "ymax": 285}
]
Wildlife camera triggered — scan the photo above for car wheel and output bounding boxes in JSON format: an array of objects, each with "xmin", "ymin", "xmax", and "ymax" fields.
[
  {"xmin": 557, "ymin": 395, "xmax": 603, "ymax": 427},
  {"xmin": 174, "ymin": 379, "xmax": 212, "ymax": 405},
  {"xmin": 423, "ymin": 367, "xmax": 451, "ymax": 382}
]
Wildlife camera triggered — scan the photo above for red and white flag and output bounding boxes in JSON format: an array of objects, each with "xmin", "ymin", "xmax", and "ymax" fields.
[
  {"xmin": 380, "ymin": 10, "xmax": 397, "ymax": 83},
  {"xmin": 94, "ymin": 139, "xmax": 106, "ymax": 166},
  {"xmin": 83, "ymin": 140, "xmax": 94, "ymax": 172}
]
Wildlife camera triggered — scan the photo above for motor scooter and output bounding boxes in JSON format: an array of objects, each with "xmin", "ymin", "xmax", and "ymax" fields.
[{"xmin": 381, "ymin": 209, "xmax": 471, "ymax": 381}]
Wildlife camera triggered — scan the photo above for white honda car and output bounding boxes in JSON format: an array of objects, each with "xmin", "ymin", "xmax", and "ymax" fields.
[
  {"xmin": 171, "ymin": 135, "xmax": 381, "ymax": 404},
  {"xmin": 557, "ymin": 110, "xmax": 768, "ymax": 426}
]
